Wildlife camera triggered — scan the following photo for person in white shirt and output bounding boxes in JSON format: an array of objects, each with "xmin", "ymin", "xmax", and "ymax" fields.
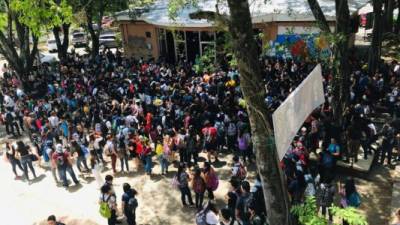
[
  {"xmin": 205, "ymin": 202, "xmax": 220, "ymax": 225},
  {"xmin": 48, "ymin": 112, "xmax": 59, "ymax": 129}
]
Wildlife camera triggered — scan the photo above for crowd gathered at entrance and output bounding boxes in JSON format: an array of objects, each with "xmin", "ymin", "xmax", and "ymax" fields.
[{"xmin": 1, "ymin": 48, "xmax": 400, "ymax": 225}]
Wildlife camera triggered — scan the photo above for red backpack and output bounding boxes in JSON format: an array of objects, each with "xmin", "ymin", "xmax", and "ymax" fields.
[
  {"xmin": 207, "ymin": 171, "xmax": 219, "ymax": 191},
  {"xmin": 236, "ymin": 163, "xmax": 247, "ymax": 180}
]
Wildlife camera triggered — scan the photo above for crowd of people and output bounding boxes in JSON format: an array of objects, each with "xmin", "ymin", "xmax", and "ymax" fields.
[{"xmin": 1, "ymin": 48, "xmax": 400, "ymax": 225}]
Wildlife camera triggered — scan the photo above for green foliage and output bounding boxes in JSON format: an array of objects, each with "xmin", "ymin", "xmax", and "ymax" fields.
[
  {"xmin": 10, "ymin": 0, "xmax": 73, "ymax": 37},
  {"xmin": 0, "ymin": 12, "xmax": 6, "ymax": 31},
  {"xmin": 291, "ymin": 197, "xmax": 368, "ymax": 225},
  {"xmin": 193, "ymin": 46, "xmax": 215, "ymax": 74},
  {"xmin": 291, "ymin": 197, "xmax": 328, "ymax": 225},
  {"xmin": 330, "ymin": 207, "xmax": 368, "ymax": 225},
  {"xmin": 167, "ymin": 0, "xmax": 198, "ymax": 19}
]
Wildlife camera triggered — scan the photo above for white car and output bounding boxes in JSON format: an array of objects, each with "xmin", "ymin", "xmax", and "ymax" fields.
[
  {"xmin": 47, "ymin": 39, "xmax": 58, "ymax": 53},
  {"xmin": 39, "ymin": 53, "xmax": 58, "ymax": 64},
  {"xmin": 99, "ymin": 33, "xmax": 118, "ymax": 49}
]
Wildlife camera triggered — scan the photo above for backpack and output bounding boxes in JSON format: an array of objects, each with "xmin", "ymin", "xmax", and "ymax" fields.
[
  {"xmin": 56, "ymin": 153, "xmax": 65, "ymax": 166},
  {"xmin": 195, "ymin": 208, "xmax": 208, "ymax": 225},
  {"xmin": 243, "ymin": 194, "xmax": 254, "ymax": 220},
  {"xmin": 347, "ymin": 192, "xmax": 361, "ymax": 207},
  {"xmin": 207, "ymin": 172, "xmax": 219, "ymax": 191},
  {"xmin": 215, "ymin": 121, "xmax": 225, "ymax": 137},
  {"xmin": 177, "ymin": 134, "xmax": 187, "ymax": 149},
  {"xmin": 126, "ymin": 194, "xmax": 138, "ymax": 215},
  {"xmin": 321, "ymin": 152, "xmax": 333, "ymax": 168},
  {"xmin": 99, "ymin": 194, "xmax": 112, "ymax": 218},
  {"xmin": 238, "ymin": 136, "xmax": 248, "ymax": 150},
  {"xmin": 235, "ymin": 163, "xmax": 247, "ymax": 180},
  {"xmin": 227, "ymin": 122, "xmax": 236, "ymax": 136},
  {"xmin": 171, "ymin": 175, "xmax": 180, "ymax": 190}
]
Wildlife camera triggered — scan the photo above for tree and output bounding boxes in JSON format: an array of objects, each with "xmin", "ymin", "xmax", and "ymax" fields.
[
  {"xmin": 169, "ymin": 0, "xmax": 292, "ymax": 224},
  {"xmin": 79, "ymin": 0, "xmax": 128, "ymax": 60},
  {"xmin": 5, "ymin": 0, "xmax": 72, "ymax": 67},
  {"xmin": 292, "ymin": 197, "xmax": 367, "ymax": 225},
  {"xmin": 368, "ymin": 0, "xmax": 383, "ymax": 76},
  {"xmin": 307, "ymin": 0, "xmax": 353, "ymax": 127},
  {"xmin": 0, "ymin": 0, "xmax": 39, "ymax": 82}
]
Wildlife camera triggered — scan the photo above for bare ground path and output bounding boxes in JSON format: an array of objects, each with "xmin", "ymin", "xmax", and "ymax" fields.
[{"xmin": 0, "ymin": 125, "xmax": 396, "ymax": 225}]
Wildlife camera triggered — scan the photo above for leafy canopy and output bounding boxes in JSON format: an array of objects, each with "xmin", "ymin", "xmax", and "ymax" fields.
[
  {"xmin": 291, "ymin": 197, "xmax": 368, "ymax": 225},
  {"xmin": 10, "ymin": 0, "xmax": 73, "ymax": 37}
]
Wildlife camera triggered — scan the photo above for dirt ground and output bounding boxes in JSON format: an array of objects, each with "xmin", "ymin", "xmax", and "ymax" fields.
[{"xmin": 0, "ymin": 127, "xmax": 396, "ymax": 225}]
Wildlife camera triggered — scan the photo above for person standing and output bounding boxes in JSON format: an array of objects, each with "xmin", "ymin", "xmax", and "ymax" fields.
[
  {"xmin": 71, "ymin": 140, "xmax": 90, "ymax": 173},
  {"xmin": 4, "ymin": 142, "xmax": 23, "ymax": 179},
  {"xmin": 100, "ymin": 184, "xmax": 118, "ymax": 225},
  {"xmin": 346, "ymin": 122, "xmax": 361, "ymax": 163},
  {"xmin": 142, "ymin": 139, "xmax": 153, "ymax": 176},
  {"xmin": 235, "ymin": 181, "xmax": 251, "ymax": 225},
  {"xmin": 117, "ymin": 135, "xmax": 129, "ymax": 173},
  {"xmin": 177, "ymin": 163, "xmax": 194, "ymax": 206},
  {"xmin": 379, "ymin": 123, "xmax": 395, "ymax": 165},
  {"xmin": 340, "ymin": 178, "xmax": 362, "ymax": 225},
  {"xmin": 316, "ymin": 182, "xmax": 335, "ymax": 222},
  {"xmin": 121, "ymin": 183, "xmax": 138, "ymax": 225},
  {"xmin": 52, "ymin": 144, "xmax": 79, "ymax": 188},
  {"xmin": 202, "ymin": 121, "xmax": 219, "ymax": 163},
  {"xmin": 203, "ymin": 162, "xmax": 218, "ymax": 200},
  {"xmin": 15, "ymin": 141, "xmax": 37, "ymax": 181},
  {"xmin": 191, "ymin": 167, "xmax": 206, "ymax": 209},
  {"xmin": 104, "ymin": 135, "xmax": 118, "ymax": 174}
]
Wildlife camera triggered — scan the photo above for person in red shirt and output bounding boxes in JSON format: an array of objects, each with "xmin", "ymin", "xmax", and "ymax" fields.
[
  {"xmin": 202, "ymin": 121, "xmax": 219, "ymax": 163},
  {"xmin": 52, "ymin": 144, "xmax": 79, "ymax": 188}
]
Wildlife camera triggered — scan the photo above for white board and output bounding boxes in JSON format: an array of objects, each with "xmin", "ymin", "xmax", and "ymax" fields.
[{"xmin": 272, "ymin": 64, "xmax": 325, "ymax": 160}]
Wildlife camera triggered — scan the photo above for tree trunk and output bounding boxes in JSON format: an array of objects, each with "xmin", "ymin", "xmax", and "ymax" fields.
[
  {"xmin": 226, "ymin": 0, "xmax": 292, "ymax": 224},
  {"xmin": 384, "ymin": 0, "xmax": 394, "ymax": 32},
  {"xmin": 394, "ymin": 0, "xmax": 400, "ymax": 33},
  {"xmin": 307, "ymin": 0, "xmax": 331, "ymax": 33},
  {"xmin": 86, "ymin": 0, "xmax": 105, "ymax": 61},
  {"xmin": 331, "ymin": 0, "xmax": 351, "ymax": 127},
  {"xmin": 368, "ymin": 0, "xmax": 383, "ymax": 76},
  {"xmin": 53, "ymin": 23, "xmax": 70, "ymax": 63}
]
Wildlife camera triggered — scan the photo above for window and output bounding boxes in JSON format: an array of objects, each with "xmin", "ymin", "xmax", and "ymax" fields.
[
  {"xmin": 145, "ymin": 32, "xmax": 151, "ymax": 38},
  {"xmin": 201, "ymin": 31, "xmax": 214, "ymax": 42}
]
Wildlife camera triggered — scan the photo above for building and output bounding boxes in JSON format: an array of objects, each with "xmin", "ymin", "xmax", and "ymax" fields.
[{"xmin": 115, "ymin": 0, "xmax": 368, "ymax": 62}]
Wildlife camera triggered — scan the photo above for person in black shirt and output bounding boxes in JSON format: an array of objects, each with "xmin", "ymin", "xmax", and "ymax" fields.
[{"xmin": 16, "ymin": 141, "xmax": 37, "ymax": 181}]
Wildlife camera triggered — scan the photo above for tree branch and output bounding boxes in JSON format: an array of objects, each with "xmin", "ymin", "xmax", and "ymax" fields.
[
  {"xmin": 307, "ymin": 0, "xmax": 331, "ymax": 33},
  {"xmin": 189, "ymin": 10, "xmax": 230, "ymax": 27}
]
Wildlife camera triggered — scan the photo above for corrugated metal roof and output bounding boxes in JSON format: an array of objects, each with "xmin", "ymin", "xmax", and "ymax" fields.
[{"xmin": 115, "ymin": 0, "xmax": 369, "ymax": 27}]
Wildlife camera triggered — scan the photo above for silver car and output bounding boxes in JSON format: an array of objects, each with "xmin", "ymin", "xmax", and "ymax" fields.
[
  {"xmin": 72, "ymin": 32, "xmax": 87, "ymax": 48},
  {"xmin": 99, "ymin": 33, "xmax": 118, "ymax": 49}
]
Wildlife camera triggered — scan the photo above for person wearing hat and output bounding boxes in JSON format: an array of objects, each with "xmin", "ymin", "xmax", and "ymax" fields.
[{"xmin": 52, "ymin": 144, "xmax": 79, "ymax": 188}]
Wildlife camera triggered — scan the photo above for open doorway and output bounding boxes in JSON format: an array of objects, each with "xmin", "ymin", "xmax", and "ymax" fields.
[{"xmin": 186, "ymin": 31, "xmax": 200, "ymax": 63}]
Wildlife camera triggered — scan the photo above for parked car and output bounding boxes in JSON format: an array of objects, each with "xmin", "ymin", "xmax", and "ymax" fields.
[
  {"xmin": 47, "ymin": 38, "xmax": 58, "ymax": 53},
  {"xmin": 99, "ymin": 32, "xmax": 118, "ymax": 49},
  {"xmin": 72, "ymin": 32, "xmax": 87, "ymax": 48},
  {"xmin": 39, "ymin": 53, "xmax": 58, "ymax": 64}
]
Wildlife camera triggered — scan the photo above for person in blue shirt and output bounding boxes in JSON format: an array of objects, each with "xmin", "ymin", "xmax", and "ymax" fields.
[{"xmin": 327, "ymin": 138, "xmax": 340, "ymax": 158}]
